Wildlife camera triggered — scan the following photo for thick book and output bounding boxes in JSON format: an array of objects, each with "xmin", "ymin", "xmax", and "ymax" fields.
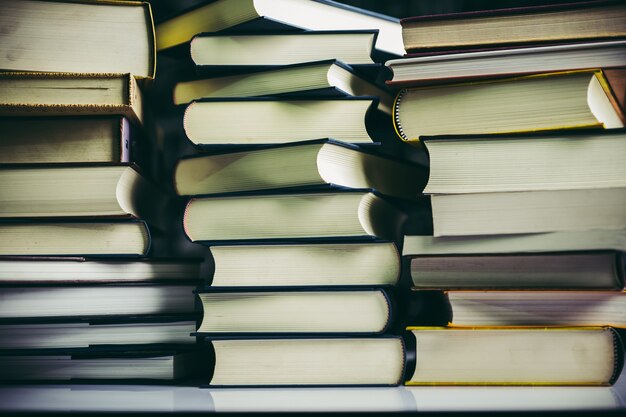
[
  {"xmin": 0, "ymin": 0, "xmax": 155, "ymax": 77},
  {"xmin": 0, "ymin": 257, "xmax": 202, "ymax": 284},
  {"xmin": 173, "ymin": 140, "xmax": 426, "ymax": 199},
  {"xmin": 156, "ymin": 0, "xmax": 403, "ymax": 56},
  {"xmin": 407, "ymin": 251, "xmax": 624, "ymax": 290},
  {"xmin": 0, "ymin": 116, "xmax": 139, "ymax": 165},
  {"xmin": 393, "ymin": 70, "xmax": 624, "ymax": 142},
  {"xmin": 0, "ymin": 284, "xmax": 196, "ymax": 321},
  {"xmin": 200, "ymin": 327, "xmax": 622, "ymax": 386},
  {"xmin": 0, "ymin": 348, "xmax": 207, "ymax": 381},
  {"xmin": 422, "ymin": 130, "xmax": 626, "ymax": 194},
  {"xmin": 183, "ymin": 190, "xmax": 404, "ymax": 244},
  {"xmin": 0, "ymin": 220, "xmax": 150, "ymax": 257},
  {"xmin": 446, "ymin": 291, "xmax": 626, "ymax": 328},
  {"xmin": 185, "ymin": 31, "xmax": 383, "ymax": 68},
  {"xmin": 400, "ymin": 1, "xmax": 626, "ymax": 52},
  {"xmin": 182, "ymin": 97, "xmax": 377, "ymax": 146},
  {"xmin": 405, "ymin": 327, "xmax": 622, "ymax": 386},
  {"xmin": 430, "ymin": 186, "xmax": 626, "ymax": 237},
  {"xmin": 0, "ymin": 165, "xmax": 165, "ymax": 223},
  {"xmin": 173, "ymin": 60, "xmax": 394, "ymax": 115},
  {"xmin": 195, "ymin": 288, "xmax": 423, "ymax": 336},
  {"xmin": 402, "ymin": 230, "xmax": 626, "ymax": 256},
  {"xmin": 0, "ymin": 319, "xmax": 197, "ymax": 350},
  {"xmin": 386, "ymin": 39, "xmax": 626, "ymax": 85},
  {"xmin": 0, "ymin": 72, "xmax": 144, "ymax": 125},
  {"xmin": 207, "ymin": 242, "xmax": 400, "ymax": 288}
]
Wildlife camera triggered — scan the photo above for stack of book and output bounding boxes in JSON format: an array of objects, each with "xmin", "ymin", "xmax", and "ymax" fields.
[
  {"xmin": 394, "ymin": 0, "xmax": 626, "ymax": 385},
  {"xmin": 154, "ymin": 0, "xmax": 453, "ymax": 387},
  {"xmin": 0, "ymin": 0, "xmax": 205, "ymax": 381}
]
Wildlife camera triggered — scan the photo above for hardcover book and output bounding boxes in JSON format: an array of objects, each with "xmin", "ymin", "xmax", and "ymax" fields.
[
  {"xmin": 407, "ymin": 251, "xmax": 624, "ymax": 290},
  {"xmin": 0, "ymin": 0, "xmax": 155, "ymax": 77},
  {"xmin": 207, "ymin": 242, "xmax": 400, "ymax": 288},
  {"xmin": 0, "ymin": 72, "xmax": 144, "ymax": 125},
  {"xmin": 0, "ymin": 116, "xmax": 138, "ymax": 165},
  {"xmin": 173, "ymin": 60, "xmax": 394, "ymax": 115},
  {"xmin": 393, "ymin": 70, "xmax": 624, "ymax": 142},
  {"xmin": 0, "ymin": 220, "xmax": 151, "ymax": 257},
  {"xmin": 182, "ymin": 97, "xmax": 378, "ymax": 146},
  {"xmin": 183, "ymin": 190, "xmax": 404, "ymax": 244},
  {"xmin": 400, "ymin": 1, "xmax": 626, "ymax": 52},
  {"xmin": 173, "ymin": 140, "xmax": 426, "ymax": 199}
]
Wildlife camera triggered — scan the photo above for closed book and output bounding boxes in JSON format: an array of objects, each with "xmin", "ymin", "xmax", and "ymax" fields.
[
  {"xmin": 156, "ymin": 0, "xmax": 403, "ymax": 56},
  {"xmin": 0, "ymin": 348, "xmax": 208, "ymax": 381},
  {"xmin": 0, "ymin": 0, "xmax": 155, "ymax": 77},
  {"xmin": 0, "ymin": 72, "xmax": 144, "ymax": 125},
  {"xmin": 404, "ymin": 327, "xmax": 623, "ymax": 386},
  {"xmin": 173, "ymin": 140, "xmax": 426, "ymax": 199},
  {"xmin": 204, "ymin": 336, "xmax": 406, "ymax": 387},
  {"xmin": 182, "ymin": 97, "xmax": 378, "ymax": 146},
  {"xmin": 207, "ymin": 242, "xmax": 399, "ymax": 288},
  {"xmin": 0, "ymin": 319, "xmax": 197, "ymax": 350},
  {"xmin": 0, "ymin": 220, "xmax": 150, "ymax": 257},
  {"xmin": 430, "ymin": 187, "xmax": 626, "ymax": 237},
  {"xmin": 181, "ymin": 31, "xmax": 385, "ymax": 69},
  {"xmin": 172, "ymin": 60, "xmax": 394, "ymax": 115},
  {"xmin": 183, "ymin": 190, "xmax": 404, "ymax": 244},
  {"xmin": 0, "ymin": 283, "xmax": 197, "ymax": 321},
  {"xmin": 0, "ymin": 116, "xmax": 140, "ymax": 165},
  {"xmin": 386, "ymin": 39, "xmax": 626, "ymax": 85},
  {"xmin": 0, "ymin": 257, "xmax": 202, "ymax": 284},
  {"xmin": 422, "ymin": 129, "xmax": 626, "ymax": 195},
  {"xmin": 402, "ymin": 230, "xmax": 626, "ymax": 256},
  {"xmin": 446, "ymin": 291, "xmax": 626, "ymax": 328},
  {"xmin": 407, "ymin": 251, "xmax": 624, "ymax": 290},
  {"xmin": 195, "ymin": 288, "xmax": 424, "ymax": 336},
  {"xmin": 393, "ymin": 70, "xmax": 624, "ymax": 142},
  {"xmin": 0, "ymin": 165, "xmax": 166, "ymax": 225},
  {"xmin": 400, "ymin": 1, "xmax": 626, "ymax": 52}
]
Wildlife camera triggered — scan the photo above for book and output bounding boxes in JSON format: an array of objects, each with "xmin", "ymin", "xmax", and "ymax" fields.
[
  {"xmin": 400, "ymin": 1, "xmax": 626, "ymax": 52},
  {"xmin": 173, "ymin": 60, "xmax": 394, "ymax": 114},
  {"xmin": 0, "ymin": 320, "xmax": 197, "ymax": 350},
  {"xmin": 0, "ymin": 220, "xmax": 150, "ymax": 256},
  {"xmin": 183, "ymin": 190, "xmax": 404, "ymax": 244},
  {"xmin": 0, "ymin": 0, "xmax": 155, "ymax": 77},
  {"xmin": 402, "ymin": 230, "xmax": 626, "ymax": 256},
  {"xmin": 0, "ymin": 72, "xmax": 144, "ymax": 125},
  {"xmin": 0, "ymin": 284, "xmax": 196, "ymax": 320},
  {"xmin": 0, "ymin": 165, "xmax": 164, "ymax": 221},
  {"xmin": 206, "ymin": 336, "xmax": 405, "ymax": 386},
  {"xmin": 0, "ymin": 116, "xmax": 138, "ymax": 165},
  {"xmin": 196, "ymin": 288, "xmax": 417, "ymax": 335},
  {"xmin": 386, "ymin": 39, "xmax": 626, "ymax": 85},
  {"xmin": 183, "ymin": 31, "xmax": 383, "ymax": 68},
  {"xmin": 0, "ymin": 349, "xmax": 207, "ymax": 381},
  {"xmin": 407, "ymin": 251, "xmax": 624, "ymax": 290},
  {"xmin": 156, "ymin": 0, "xmax": 404, "ymax": 56},
  {"xmin": 446, "ymin": 291, "xmax": 626, "ymax": 328},
  {"xmin": 430, "ymin": 187, "xmax": 626, "ymax": 237},
  {"xmin": 183, "ymin": 97, "xmax": 377, "ymax": 146},
  {"xmin": 202, "ymin": 327, "xmax": 622, "ymax": 386},
  {"xmin": 422, "ymin": 130, "xmax": 626, "ymax": 195},
  {"xmin": 405, "ymin": 327, "xmax": 622, "ymax": 386},
  {"xmin": 208, "ymin": 242, "xmax": 399, "ymax": 287},
  {"xmin": 393, "ymin": 70, "xmax": 624, "ymax": 142},
  {"xmin": 0, "ymin": 258, "xmax": 202, "ymax": 284},
  {"xmin": 173, "ymin": 140, "xmax": 426, "ymax": 199}
]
